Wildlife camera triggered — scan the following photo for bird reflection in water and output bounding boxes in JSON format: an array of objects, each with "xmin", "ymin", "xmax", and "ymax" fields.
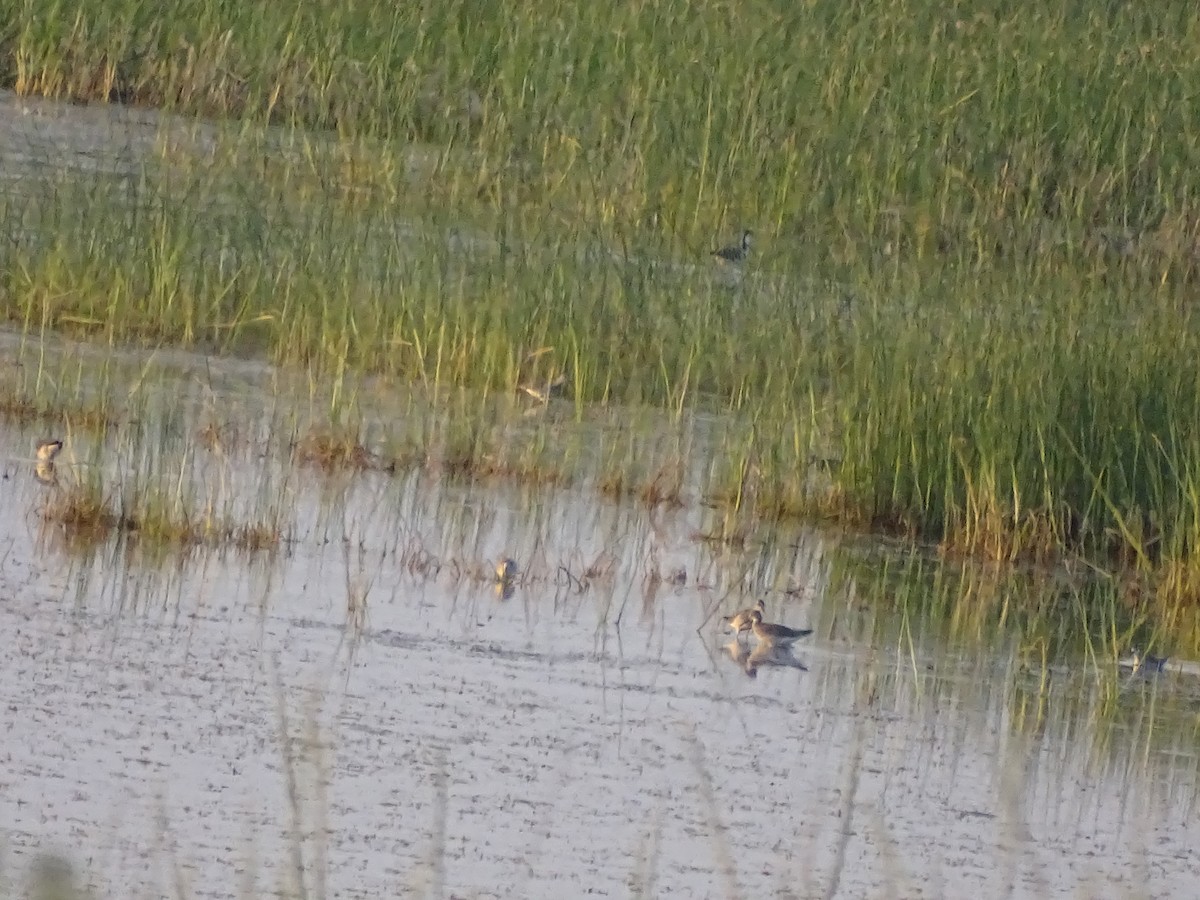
[
  {"xmin": 494, "ymin": 557, "xmax": 518, "ymax": 601},
  {"xmin": 721, "ymin": 639, "xmax": 807, "ymax": 678}
]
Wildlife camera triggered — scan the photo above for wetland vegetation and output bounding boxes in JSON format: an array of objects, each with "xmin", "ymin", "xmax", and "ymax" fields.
[
  {"xmin": 7, "ymin": 7, "xmax": 1200, "ymax": 894},
  {"xmin": 3, "ymin": 4, "xmax": 1200, "ymax": 628}
]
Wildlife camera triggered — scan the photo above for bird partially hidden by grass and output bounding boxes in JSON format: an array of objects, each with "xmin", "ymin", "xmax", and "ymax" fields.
[
  {"xmin": 748, "ymin": 608, "xmax": 813, "ymax": 647},
  {"xmin": 712, "ymin": 229, "xmax": 753, "ymax": 264},
  {"xmin": 515, "ymin": 346, "xmax": 569, "ymax": 406},
  {"xmin": 1119, "ymin": 647, "xmax": 1168, "ymax": 674},
  {"xmin": 517, "ymin": 372, "xmax": 568, "ymax": 405}
]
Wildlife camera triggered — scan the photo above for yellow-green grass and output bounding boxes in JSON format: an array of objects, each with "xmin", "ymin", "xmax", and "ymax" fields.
[
  {"xmin": 5, "ymin": 0, "xmax": 1200, "ymax": 597},
  {"xmin": 3, "ymin": 1, "xmax": 1198, "ymax": 260}
]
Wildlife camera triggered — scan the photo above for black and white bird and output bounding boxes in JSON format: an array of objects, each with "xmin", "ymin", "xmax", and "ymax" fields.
[{"xmin": 712, "ymin": 230, "xmax": 753, "ymax": 264}]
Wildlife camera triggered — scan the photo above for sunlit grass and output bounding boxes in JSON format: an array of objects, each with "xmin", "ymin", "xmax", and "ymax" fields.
[{"xmin": 3, "ymin": 0, "xmax": 1200, "ymax": 608}]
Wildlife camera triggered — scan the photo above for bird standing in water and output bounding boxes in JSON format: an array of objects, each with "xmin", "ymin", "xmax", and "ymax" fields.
[
  {"xmin": 722, "ymin": 598, "xmax": 766, "ymax": 642},
  {"xmin": 748, "ymin": 609, "xmax": 813, "ymax": 647}
]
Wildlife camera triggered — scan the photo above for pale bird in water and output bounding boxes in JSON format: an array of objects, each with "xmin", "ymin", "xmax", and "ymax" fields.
[
  {"xmin": 36, "ymin": 438, "xmax": 64, "ymax": 462},
  {"xmin": 722, "ymin": 599, "xmax": 766, "ymax": 642},
  {"xmin": 712, "ymin": 230, "xmax": 753, "ymax": 264},
  {"xmin": 34, "ymin": 438, "xmax": 63, "ymax": 487},
  {"xmin": 495, "ymin": 558, "xmax": 519, "ymax": 583},
  {"xmin": 748, "ymin": 608, "xmax": 812, "ymax": 647}
]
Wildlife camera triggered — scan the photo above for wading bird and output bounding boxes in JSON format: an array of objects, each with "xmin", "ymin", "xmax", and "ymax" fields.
[
  {"xmin": 722, "ymin": 599, "xmax": 766, "ymax": 642},
  {"xmin": 748, "ymin": 608, "xmax": 813, "ymax": 647},
  {"xmin": 36, "ymin": 439, "xmax": 64, "ymax": 462}
]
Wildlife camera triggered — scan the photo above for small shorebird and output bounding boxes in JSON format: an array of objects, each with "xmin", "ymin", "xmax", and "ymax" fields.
[
  {"xmin": 722, "ymin": 599, "xmax": 766, "ymax": 642},
  {"xmin": 36, "ymin": 438, "xmax": 64, "ymax": 462},
  {"xmin": 712, "ymin": 230, "xmax": 753, "ymax": 264},
  {"xmin": 495, "ymin": 558, "xmax": 519, "ymax": 583},
  {"xmin": 518, "ymin": 372, "xmax": 568, "ymax": 405},
  {"xmin": 1120, "ymin": 647, "xmax": 1168, "ymax": 674},
  {"xmin": 748, "ymin": 608, "xmax": 812, "ymax": 647}
]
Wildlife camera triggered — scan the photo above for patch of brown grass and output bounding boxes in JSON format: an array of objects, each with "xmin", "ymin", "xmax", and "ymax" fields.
[
  {"xmin": 196, "ymin": 419, "xmax": 245, "ymax": 455},
  {"xmin": 43, "ymin": 484, "xmax": 126, "ymax": 535},
  {"xmin": 43, "ymin": 484, "xmax": 282, "ymax": 552},
  {"xmin": 294, "ymin": 429, "xmax": 387, "ymax": 472},
  {"xmin": 0, "ymin": 393, "xmax": 116, "ymax": 432},
  {"xmin": 471, "ymin": 455, "xmax": 570, "ymax": 487},
  {"xmin": 437, "ymin": 450, "xmax": 570, "ymax": 487},
  {"xmin": 598, "ymin": 462, "xmax": 683, "ymax": 508}
]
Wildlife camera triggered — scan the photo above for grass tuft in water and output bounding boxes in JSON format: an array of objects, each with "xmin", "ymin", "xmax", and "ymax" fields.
[{"xmin": 294, "ymin": 428, "xmax": 385, "ymax": 473}]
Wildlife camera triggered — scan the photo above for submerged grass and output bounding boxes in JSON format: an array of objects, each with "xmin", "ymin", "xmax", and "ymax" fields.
[
  {"xmin": 0, "ymin": 392, "xmax": 115, "ymax": 433},
  {"xmin": 43, "ymin": 477, "xmax": 282, "ymax": 551},
  {"xmin": 599, "ymin": 460, "xmax": 685, "ymax": 509},
  {"xmin": 4, "ymin": 0, "xmax": 1200, "ymax": 604},
  {"xmin": 294, "ymin": 428, "xmax": 384, "ymax": 473}
]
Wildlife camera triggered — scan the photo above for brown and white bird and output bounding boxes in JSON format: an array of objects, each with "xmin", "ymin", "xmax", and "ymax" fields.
[
  {"xmin": 748, "ymin": 608, "xmax": 812, "ymax": 647},
  {"xmin": 36, "ymin": 438, "xmax": 64, "ymax": 463},
  {"xmin": 722, "ymin": 598, "xmax": 766, "ymax": 642}
]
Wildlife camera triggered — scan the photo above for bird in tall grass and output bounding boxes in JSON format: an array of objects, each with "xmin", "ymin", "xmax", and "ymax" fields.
[
  {"xmin": 518, "ymin": 372, "xmax": 568, "ymax": 405},
  {"xmin": 1121, "ymin": 647, "xmax": 1168, "ymax": 674},
  {"xmin": 712, "ymin": 230, "xmax": 753, "ymax": 264}
]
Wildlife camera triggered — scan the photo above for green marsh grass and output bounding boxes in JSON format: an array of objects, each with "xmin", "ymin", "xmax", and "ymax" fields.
[
  {"xmin": 6, "ymin": 1, "xmax": 1199, "ymax": 257},
  {"xmin": 6, "ymin": 0, "xmax": 1200, "ymax": 612}
]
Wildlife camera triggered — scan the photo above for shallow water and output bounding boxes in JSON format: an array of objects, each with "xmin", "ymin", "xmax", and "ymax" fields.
[{"xmin": 1, "ymin": 331, "xmax": 1198, "ymax": 900}]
